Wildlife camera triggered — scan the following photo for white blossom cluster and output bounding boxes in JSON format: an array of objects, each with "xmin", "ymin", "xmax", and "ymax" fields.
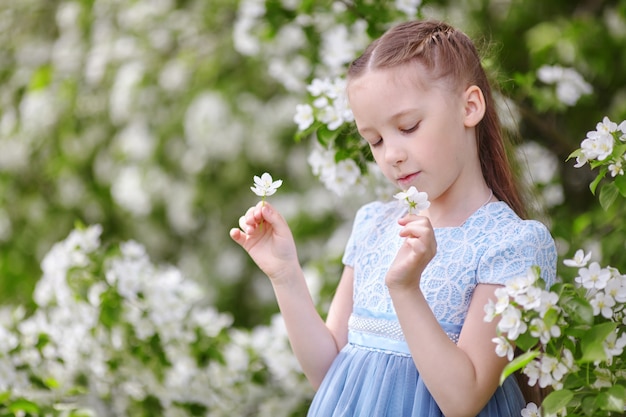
[
  {"xmin": 516, "ymin": 142, "xmax": 564, "ymax": 209},
  {"xmin": 0, "ymin": 225, "xmax": 313, "ymax": 416},
  {"xmin": 485, "ymin": 267, "xmax": 565, "ymax": 363},
  {"xmin": 486, "ymin": 251, "xmax": 626, "ymax": 394},
  {"xmin": 573, "ymin": 116, "xmax": 626, "ymax": 177},
  {"xmin": 234, "ymin": 0, "xmax": 422, "ymax": 196},
  {"xmin": 294, "ymin": 77, "xmax": 353, "ymax": 132},
  {"xmin": 568, "ymin": 250, "xmax": 626, "ymax": 322},
  {"xmin": 537, "ymin": 65, "xmax": 593, "ymax": 106}
]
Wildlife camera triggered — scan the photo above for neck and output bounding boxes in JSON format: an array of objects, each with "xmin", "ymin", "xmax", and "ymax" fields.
[{"xmin": 423, "ymin": 186, "xmax": 494, "ymax": 228}]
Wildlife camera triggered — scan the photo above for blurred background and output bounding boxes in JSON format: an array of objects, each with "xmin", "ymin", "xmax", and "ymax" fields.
[{"xmin": 1, "ymin": 0, "xmax": 625, "ymax": 331}]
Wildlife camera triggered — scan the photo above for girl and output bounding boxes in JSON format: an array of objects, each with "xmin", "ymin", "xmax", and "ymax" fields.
[{"xmin": 230, "ymin": 20, "xmax": 557, "ymax": 417}]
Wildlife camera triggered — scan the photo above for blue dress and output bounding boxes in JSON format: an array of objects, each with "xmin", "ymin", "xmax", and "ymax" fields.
[{"xmin": 308, "ymin": 200, "xmax": 557, "ymax": 416}]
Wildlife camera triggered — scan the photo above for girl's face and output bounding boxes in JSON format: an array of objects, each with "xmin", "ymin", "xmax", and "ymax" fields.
[{"xmin": 347, "ymin": 63, "xmax": 483, "ymax": 203}]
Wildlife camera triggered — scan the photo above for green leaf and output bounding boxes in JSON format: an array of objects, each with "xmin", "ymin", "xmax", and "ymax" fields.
[
  {"xmin": 44, "ymin": 377, "xmax": 59, "ymax": 389},
  {"xmin": 589, "ymin": 167, "xmax": 607, "ymax": 195},
  {"xmin": 0, "ymin": 391, "xmax": 10, "ymax": 404},
  {"xmin": 598, "ymin": 181, "xmax": 619, "ymax": 210},
  {"xmin": 29, "ymin": 65, "xmax": 52, "ymax": 90},
  {"xmin": 566, "ymin": 148, "xmax": 581, "ymax": 162},
  {"xmin": 514, "ymin": 331, "xmax": 539, "ymax": 351},
  {"xmin": 8, "ymin": 398, "xmax": 39, "ymax": 413},
  {"xmin": 614, "ymin": 171, "xmax": 626, "ymax": 196},
  {"xmin": 316, "ymin": 124, "xmax": 339, "ymax": 147},
  {"xmin": 542, "ymin": 307, "xmax": 559, "ymax": 328},
  {"xmin": 598, "ymin": 384, "xmax": 626, "ymax": 411},
  {"xmin": 560, "ymin": 295, "xmax": 594, "ymax": 326},
  {"xmin": 580, "ymin": 322, "xmax": 617, "ymax": 362},
  {"xmin": 542, "ymin": 389, "xmax": 574, "ymax": 415},
  {"xmin": 500, "ymin": 350, "xmax": 539, "ymax": 384}
]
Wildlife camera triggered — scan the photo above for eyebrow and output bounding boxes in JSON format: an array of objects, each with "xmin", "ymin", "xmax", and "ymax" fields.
[{"xmin": 358, "ymin": 109, "xmax": 419, "ymax": 134}]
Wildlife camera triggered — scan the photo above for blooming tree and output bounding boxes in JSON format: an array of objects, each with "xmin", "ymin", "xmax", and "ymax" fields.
[{"xmin": 0, "ymin": 0, "xmax": 625, "ymax": 416}]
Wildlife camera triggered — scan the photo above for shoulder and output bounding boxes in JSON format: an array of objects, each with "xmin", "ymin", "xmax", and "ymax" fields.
[
  {"xmin": 480, "ymin": 202, "xmax": 553, "ymax": 243},
  {"xmin": 476, "ymin": 202, "xmax": 557, "ymax": 285},
  {"xmin": 353, "ymin": 200, "xmax": 401, "ymax": 224}
]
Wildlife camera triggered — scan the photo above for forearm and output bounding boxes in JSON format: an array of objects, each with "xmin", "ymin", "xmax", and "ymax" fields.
[
  {"xmin": 270, "ymin": 263, "xmax": 341, "ymax": 389},
  {"xmin": 389, "ymin": 286, "xmax": 496, "ymax": 417}
]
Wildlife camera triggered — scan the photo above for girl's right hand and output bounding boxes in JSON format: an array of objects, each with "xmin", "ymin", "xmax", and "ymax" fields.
[{"xmin": 229, "ymin": 201, "xmax": 299, "ymax": 284}]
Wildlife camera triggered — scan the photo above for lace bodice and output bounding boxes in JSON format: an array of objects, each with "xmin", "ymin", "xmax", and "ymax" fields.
[{"xmin": 343, "ymin": 200, "xmax": 557, "ymax": 326}]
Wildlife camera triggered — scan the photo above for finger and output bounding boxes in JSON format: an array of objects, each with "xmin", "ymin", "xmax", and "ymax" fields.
[
  {"xmin": 399, "ymin": 223, "xmax": 431, "ymax": 238},
  {"xmin": 243, "ymin": 206, "xmax": 259, "ymax": 227},
  {"xmin": 229, "ymin": 227, "xmax": 246, "ymax": 246},
  {"xmin": 398, "ymin": 214, "xmax": 430, "ymax": 226},
  {"xmin": 257, "ymin": 203, "xmax": 282, "ymax": 229}
]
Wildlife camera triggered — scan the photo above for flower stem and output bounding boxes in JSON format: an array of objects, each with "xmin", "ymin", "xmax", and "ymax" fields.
[{"xmin": 259, "ymin": 197, "xmax": 266, "ymax": 232}]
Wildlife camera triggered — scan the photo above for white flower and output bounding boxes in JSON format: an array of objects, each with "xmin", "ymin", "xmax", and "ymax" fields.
[
  {"xmin": 111, "ymin": 165, "xmax": 152, "ymax": 216},
  {"xmin": 492, "ymin": 336, "xmax": 515, "ymax": 360},
  {"xmin": 587, "ymin": 130, "xmax": 614, "ymax": 161},
  {"xmin": 393, "ymin": 186, "xmax": 430, "ymax": 214},
  {"xmin": 541, "ymin": 355, "xmax": 569, "ymax": 385},
  {"xmin": 307, "ymin": 143, "xmax": 335, "ymax": 176},
  {"xmin": 596, "ymin": 116, "xmax": 619, "ymax": 134},
  {"xmin": 514, "ymin": 285, "xmax": 543, "ymax": 311},
  {"xmin": 537, "ymin": 290, "xmax": 560, "ymax": 318},
  {"xmin": 293, "ymin": 104, "xmax": 314, "ymax": 131},
  {"xmin": 537, "ymin": 65, "xmax": 592, "ymax": 106},
  {"xmin": 521, "ymin": 402, "xmax": 541, "ymax": 417},
  {"xmin": 563, "ymin": 249, "xmax": 591, "ymax": 267},
  {"xmin": 307, "ymin": 78, "xmax": 332, "ymax": 97},
  {"xmin": 483, "ymin": 298, "xmax": 497, "ymax": 322},
  {"xmin": 527, "ymin": 355, "xmax": 568, "ymax": 389},
  {"xmin": 516, "ymin": 142, "xmax": 559, "ymax": 185},
  {"xmin": 318, "ymin": 102, "xmax": 346, "ymax": 131},
  {"xmin": 251, "ymin": 172, "xmax": 283, "ymax": 197},
  {"xmin": 529, "ymin": 317, "xmax": 561, "ymax": 344},
  {"xmin": 619, "ymin": 120, "xmax": 626, "ymax": 141},
  {"xmin": 497, "ymin": 305, "xmax": 527, "ymax": 340},
  {"xmin": 609, "ymin": 160, "xmax": 624, "ymax": 177},
  {"xmin": 605, "ymin": 273, "xmax": 626, "ymax": 302},
  {"xmin": 523, "ymin": 359, "xmax": 542, "ymax": 387},
  {"xmin": 504, "ymin": 268, "xmax": 539, "ymax": 297},
  {"xmin": 604, "ymin": 332, "xmax": 626, "ymax": 358},
  {"xmin": 322, "ymin": 158, "xmax": 361, "ymax": 196},
  {"xmin": 575, "ymin": 262, "xmax": 611, "ymax": 290},
  {"xmin": 590, "ymin": 292, "xmax": 616, "ymax": 318},
  {"xmin": 493, "ymin": 286, "xmax": 511, "ymax": 314},
  {"xmin": 573, "ymin": 151, "xmax": 589, "ymax": 168}
]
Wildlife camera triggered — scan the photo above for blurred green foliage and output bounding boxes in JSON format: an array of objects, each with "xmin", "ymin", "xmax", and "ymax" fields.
[{"xmin": 0, "ymin": 0, "xmax": 625, "ymax": 332}]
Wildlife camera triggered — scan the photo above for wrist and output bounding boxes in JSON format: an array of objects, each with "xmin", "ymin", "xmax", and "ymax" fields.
[
  {"xmin": 268, "ymin": 261, "xmax": 304, "ymax": 287},
  {"xmin": 386, "ymin": 278, "xmax": 422, "ymax": 295}
]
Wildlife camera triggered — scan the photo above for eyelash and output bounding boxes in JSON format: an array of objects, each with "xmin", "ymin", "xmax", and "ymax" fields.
[
  {"xmin": 401, "ymin": 123, "xmax": 419, "ymax": 134},
  {"xmin": 369, "ymin": 123, "xmax": 420, "ymax": 147}
]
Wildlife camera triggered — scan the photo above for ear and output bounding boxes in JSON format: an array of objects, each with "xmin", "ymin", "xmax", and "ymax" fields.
[{"xmin": 463, "ymin": 85, "xmax": 486, "ymax": 128}]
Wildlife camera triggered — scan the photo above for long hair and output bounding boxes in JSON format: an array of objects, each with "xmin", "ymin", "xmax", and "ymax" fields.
[{"xmin": 347, "ymin": 20, "xmax": 527, "ymax": 219}]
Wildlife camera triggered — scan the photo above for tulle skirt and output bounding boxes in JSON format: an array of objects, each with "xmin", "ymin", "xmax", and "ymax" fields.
[{"xmin": 307, "ymin": 343, "xmax": 526, "ymax": 417}]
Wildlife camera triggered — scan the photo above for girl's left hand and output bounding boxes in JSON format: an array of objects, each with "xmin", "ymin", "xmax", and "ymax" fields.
[{"xmin": 386, "ymin": 214, "xmax": 437, "ymax": 291}]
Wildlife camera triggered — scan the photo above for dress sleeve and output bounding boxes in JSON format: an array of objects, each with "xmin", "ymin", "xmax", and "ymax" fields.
[
  {"xmin": 477, "ymin": 220, "xmax": 557, "ymax": 287},
  {"xmin": 341, "ymin": 203, "xmax": 375, "ymax": 267}
]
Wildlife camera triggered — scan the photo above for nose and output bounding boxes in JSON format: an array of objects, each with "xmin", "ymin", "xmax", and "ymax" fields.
[{"xmin": 383, "ymin": 139, "xmax": 407, "ymax": 167}]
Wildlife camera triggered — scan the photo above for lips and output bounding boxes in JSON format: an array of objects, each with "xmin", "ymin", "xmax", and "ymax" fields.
[{"xmin": 397, "ymin": 172, "xmax": 419, "ymax": 187}]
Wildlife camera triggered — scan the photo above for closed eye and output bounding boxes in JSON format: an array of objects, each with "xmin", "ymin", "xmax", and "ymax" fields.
[
  {"xmin": 370, "ymin": 138, "xmax": 383, "ymax": 147},
  {"xmin": 401, "ymin": 122, "xmax": 420, "ymax": 134}
]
